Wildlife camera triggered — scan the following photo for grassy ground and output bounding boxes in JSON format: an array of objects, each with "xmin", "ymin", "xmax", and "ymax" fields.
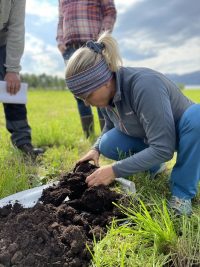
[
  {"xmin": 0, "ymin": 90, "xmax": 98, "ymax": 197},
  {"xmin": 0, "ymin": 89, "xmax": 200, "ymax": 266}
]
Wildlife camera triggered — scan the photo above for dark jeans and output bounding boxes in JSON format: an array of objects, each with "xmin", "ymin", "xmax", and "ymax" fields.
[
  {"xmin": 0, "ymin": 45, "xmax": 31, "ymax": 146},
  {"xmin": 63, "ymin": 46, "xmax": 103, "ymax": 119}
]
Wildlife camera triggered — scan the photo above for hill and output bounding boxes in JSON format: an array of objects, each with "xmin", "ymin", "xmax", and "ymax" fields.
[{"xmin": 166, "ymin": 71, "xmax": 200, "ymax": 85}]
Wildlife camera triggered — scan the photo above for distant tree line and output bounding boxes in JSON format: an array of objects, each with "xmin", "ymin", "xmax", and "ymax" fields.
[
  {"xmin": 21, "ymin": 73, "xmax": 66, "ymax": 90},
  {"xmin": 21, "ymin": 73, "xmax": 185, "ymax": 91},
  {"xmin": 178, "ymin": 83, "xmax": 185, "ymax": 90}
]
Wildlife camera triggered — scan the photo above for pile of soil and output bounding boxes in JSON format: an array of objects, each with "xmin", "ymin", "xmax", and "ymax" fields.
[{"xmin": 0, "ymin": 162, "xmax": 125, "ymax": 267}]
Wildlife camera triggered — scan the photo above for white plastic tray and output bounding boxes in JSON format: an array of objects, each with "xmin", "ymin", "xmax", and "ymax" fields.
[{"xmin": 0, "ymin": 182, "xmax": 58, "ymax": 208}]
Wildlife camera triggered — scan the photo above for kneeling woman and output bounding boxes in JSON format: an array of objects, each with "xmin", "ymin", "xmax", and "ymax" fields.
[{"xmin": 65, "ymin": 32, "xmax": 200, "ymax": 216}]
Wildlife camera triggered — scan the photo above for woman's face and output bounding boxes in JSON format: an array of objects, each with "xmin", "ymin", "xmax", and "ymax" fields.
[{"xmin": 80, "ymin": 78, "xmax": 116, "ymax": 108}]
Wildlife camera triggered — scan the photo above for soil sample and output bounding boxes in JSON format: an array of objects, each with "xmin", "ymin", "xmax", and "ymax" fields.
[{"xmin": 0, "ymin": 162, "xmax": 125, "ymax": 267}]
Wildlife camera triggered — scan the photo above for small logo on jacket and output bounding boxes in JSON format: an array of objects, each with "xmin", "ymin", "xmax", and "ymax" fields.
[{"xmin": 125, "ymin": 111, "xmax": 134, "ymax": 115}]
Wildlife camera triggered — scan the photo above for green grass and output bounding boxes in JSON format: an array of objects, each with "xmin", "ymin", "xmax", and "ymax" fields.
[
  {"xmin": 183, "ymin": 89, "xmax": 200, "ymax": 103},
  {"xmin": 90, "ymin": 202, "xmax": 200, "ymax": 266},
  {"xmin": 0, "ymin": 88, "xmax": 200, "ymax": 266},
  {"xmin": 0, "ymin": 90, "xmax": 100, "ymax": 197}
]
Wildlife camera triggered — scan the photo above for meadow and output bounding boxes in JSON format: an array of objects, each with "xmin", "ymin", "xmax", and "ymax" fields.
[{"xmin": 0, "ymin": 89, "xmax": 200, "ymax": 266}]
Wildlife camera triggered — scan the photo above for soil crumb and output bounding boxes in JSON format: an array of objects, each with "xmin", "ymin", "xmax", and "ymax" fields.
[{"xmin": 0, "ymin": 162, "xmax": 125, "ymax": 267}]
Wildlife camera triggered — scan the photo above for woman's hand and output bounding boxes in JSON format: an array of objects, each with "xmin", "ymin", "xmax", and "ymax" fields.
[
  {"xmin": 78, "ymin": 149, "xmax": 100, "ymax": 166},
  {"xmin": 86, "ymin": 165, "xmax": 116, "ymax": 187}
]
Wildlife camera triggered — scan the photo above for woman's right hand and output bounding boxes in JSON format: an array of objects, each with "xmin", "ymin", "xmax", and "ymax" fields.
[{"xmin": 77, "ymin": 149, "xmax": 100, "ymax": 167}]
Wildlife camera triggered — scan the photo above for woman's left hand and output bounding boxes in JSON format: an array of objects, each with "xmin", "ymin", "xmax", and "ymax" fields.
[{"xmin": 86, "ymin": 165, "xmax": 116, "ymax": 187}]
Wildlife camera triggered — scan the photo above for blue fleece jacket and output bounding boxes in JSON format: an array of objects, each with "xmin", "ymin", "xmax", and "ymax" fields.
[{"xmin": 93, "ymin": 67, "xmax": 194, "ymax": 177}]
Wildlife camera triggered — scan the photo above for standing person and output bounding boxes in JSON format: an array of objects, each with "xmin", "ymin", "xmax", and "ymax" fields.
[
  {"xmin": 65, "ymin": 31, "xmax": 200, "ymax": 216},
  {"xmin": 56, "ymin": 0, "xmax": 117, "ymax": 138},
  {"xmin": 0, "ymin": 0, "xmax": 43, "ymax": 158}
]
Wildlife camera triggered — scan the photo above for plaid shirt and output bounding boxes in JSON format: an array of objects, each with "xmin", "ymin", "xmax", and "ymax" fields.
[{"xmin": 56, "ymin": 0, "xmax": 117, "ymax": 46}]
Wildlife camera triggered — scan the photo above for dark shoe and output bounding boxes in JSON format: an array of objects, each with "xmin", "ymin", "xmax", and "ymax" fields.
[{"xmin": 18, "ymin": 143, "xmax": 44, "ymax": 159}]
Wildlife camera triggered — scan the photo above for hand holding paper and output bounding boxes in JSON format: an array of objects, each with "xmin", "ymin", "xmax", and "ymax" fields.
[
  {"xmin": 0, "ymin": 81, "xmax": 28, "ymax": 104},
  {"xmin": 4, "ymin": 72, "xmax": 21, "ymax": 95}
]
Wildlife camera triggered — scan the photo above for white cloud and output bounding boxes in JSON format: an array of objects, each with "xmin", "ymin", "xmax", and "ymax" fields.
[
  {"xmin": 22, "ymin": 33, "xmax": 64, "ymax": 76},
  {"xmin": 122, "ymin": 37, "xmax": 200, "ymax": 74},
  {"xmin": 23, "ymin": 0, "xmax": 200, "ymax": 76},
  {"xmin": 26, "ymin": 0, "xmax": 57, "ymax": 22},
  {"xmin": 115, "ymin": 0, "xmax": 142, "ymax": 13},
  {"xmin": 118, "ymin": 30, "xmax": 166, "ymax": 57}
]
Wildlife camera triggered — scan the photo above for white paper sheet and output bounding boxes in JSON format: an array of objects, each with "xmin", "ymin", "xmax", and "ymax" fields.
[{"xmin": 0, "ymin": 81, "xmax": 28, "ymax": 104}]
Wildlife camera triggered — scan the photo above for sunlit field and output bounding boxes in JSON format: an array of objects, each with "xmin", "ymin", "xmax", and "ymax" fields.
[{"xmin": 0, "ymin": 89, "xmax": 200, "ymax": 266}]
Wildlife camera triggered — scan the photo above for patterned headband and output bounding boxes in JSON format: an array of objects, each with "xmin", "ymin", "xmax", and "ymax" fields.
[{"xmin": 66, "ymin": 58, "xmax": 113, "ymax": 97}]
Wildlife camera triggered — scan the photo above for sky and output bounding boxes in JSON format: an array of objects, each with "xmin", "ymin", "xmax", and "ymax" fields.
[{"xmin": 22, "ymin": 0, "xmax": 200, "ymax": 77}]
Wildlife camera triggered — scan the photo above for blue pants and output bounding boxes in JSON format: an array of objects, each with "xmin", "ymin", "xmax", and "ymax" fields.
[
  {"xmin": 99, "ymin": 128, "xmax": 161, "ymax": 175},
  {"xmin": 0, "ymin": 45, "xmax": 31, "ymax": 146},
  {"xmin": 171, "ymin": 104, "xmax": 200, "ymax": 199},
  {"xmin": 99, "ymin": 104, "xmax": 200, "ymax": 200},
  {"xmin": 62, "ymin": 46, "xmax": 103, "ymax": 118}
]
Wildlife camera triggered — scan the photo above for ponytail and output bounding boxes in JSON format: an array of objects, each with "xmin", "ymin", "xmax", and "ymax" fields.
[{"xmin": 66, "ymin": 31, "xmax": 122, "ymax": 78}]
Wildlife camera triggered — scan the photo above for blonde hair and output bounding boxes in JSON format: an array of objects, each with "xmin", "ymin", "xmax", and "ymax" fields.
[{"xmin": 65, "ymin": 31, "xmax": 122, "ymax": 78}]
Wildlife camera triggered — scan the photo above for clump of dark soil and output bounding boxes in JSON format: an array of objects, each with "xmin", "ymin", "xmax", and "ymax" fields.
[{"xmin": 0, "ymin": 162, "xmax": 125, "ymax": 267}]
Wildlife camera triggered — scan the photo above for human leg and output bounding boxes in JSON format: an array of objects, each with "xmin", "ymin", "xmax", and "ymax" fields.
[
  {"xmin": 0, "ymin": 45, "xmax": 43, "ymax": 158},
  {"xmin": 75, "ymin": 97, "xmax": 94, "ymax": 138},
  {"xmin": 3, "ymin": 103, "xmax": 31, "ymax": 146},
  {"xmin": 99, "ymin": 128, "xmax": 165, "ymax": 177},
  {"xmin": 99, "ymin": 128, "xmax": 148, "ymax": 160},
  {"xmin": 169, "ymin": 104, "xmax": 200, "ymax": 214}
]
